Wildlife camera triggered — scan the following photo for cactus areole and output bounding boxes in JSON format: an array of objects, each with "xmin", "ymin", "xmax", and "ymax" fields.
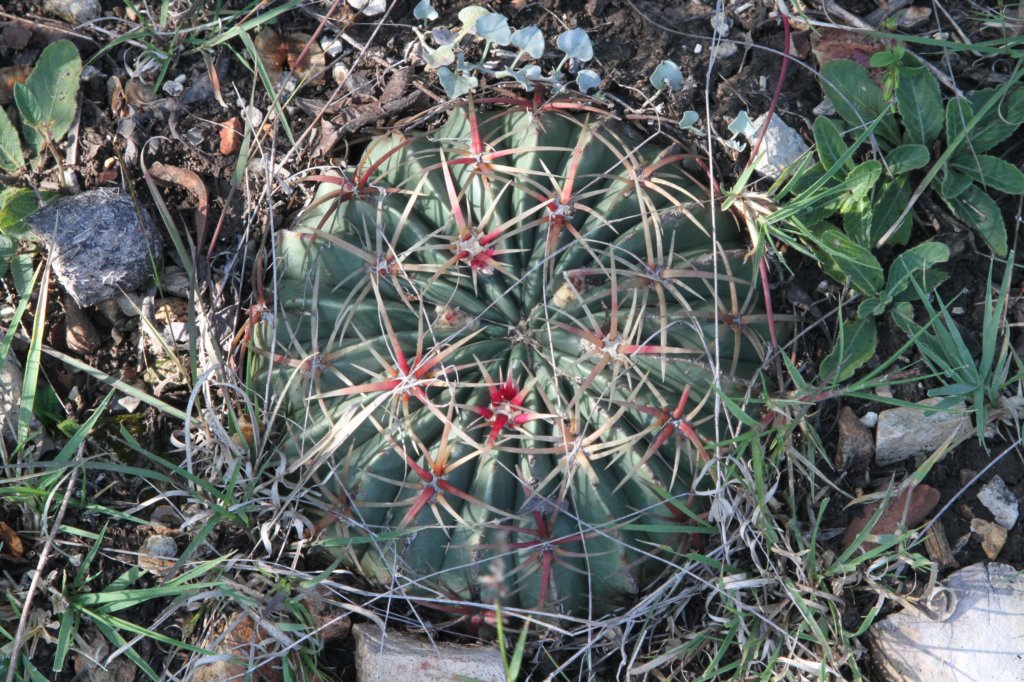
[{"xmin": 254, "ymin": 99, "xmax": 774, "ymax": 617}]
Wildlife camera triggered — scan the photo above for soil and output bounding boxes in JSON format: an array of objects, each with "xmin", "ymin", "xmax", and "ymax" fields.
[{"xmin": 2, "ymin": 0, "xmax": 1023, "ymax": 679}]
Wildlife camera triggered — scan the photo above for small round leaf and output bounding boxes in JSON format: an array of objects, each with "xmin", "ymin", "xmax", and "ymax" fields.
[
  {"xmin": 556, "ymin": 28, "xmax": 593, "ymax": 62},
  {"xmin": 413, "ymin": 0, "xmax": 438, "ymax": 20},
  {"xmin": 649, "ymin": 60, "xmax": 683, "ymax": 91},
  {"xmin": 474, "ymin": 13, "xmax": 512, "ymax": 45},
  {"xmin": 576, "ymin": 69, "xmax": 601, "ymax": 94},
  {"xmin": 511, "ymin": 26, "xmax": 545, "ymax": 59}
]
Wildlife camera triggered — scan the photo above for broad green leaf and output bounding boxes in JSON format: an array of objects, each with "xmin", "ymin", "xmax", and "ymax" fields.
[
  {"xmin": 813, "ymin": 117, "xmax": 849, "ymax": 170},
  {"xmin": 0, "ymin": 187, "xmax": 39, "ymax": 234},
  {"xmin": 938, "ymin": 166, "xmax": 972, "ymax": 200},
  {"xmin": 944, "ymin": 97, "xmax": 972, "ymax": 147},
  {"xmin": 965, "ymin": 87, "xmax": 1023, "ymax": 153},
  {"xmin": 896, "ymin": 65, "xmax": 942, "ymax": 146},
  {"xmin": 944, "ymin": 184, "xmax": 1007, "ymax": 255},
  {"xmin": 883, "ymin": 241, "xmax": 950, "ymax": 301},
  {"xmin": 885, "ymin": 144, "xmax": 929, "ymax": 174},
  {"xmin": 821, "ymin": 59, "xmax": 899, "ymax": 146},
  {"xmin": 869, "ymin": 179, "xmax": 912, "ymax": 246},
  {"xmin": 13, "ymin": 40, "xmax": 81, "ymax": 154},
  {"xmin": 842, "ymin": 195, "xmax": 872, "ymax": 246},
  {"xmin": 0, "ymin": 233, "xmax": 15, "ymax": 278},
  {"xmin": 948, "ymin": 154, "xmax": 1024, "ymax": 194},
  {"xmin": 890, "ymin": 301, "xmax": 915, "ymax": 334},
  {"xmin": 820, "ymin": 316, "xmax": 877, "ymax": 382},
  {"xmin": 0, "ymin": 109, "xmax": 25, "ymax": 171},
  {"xmin": 1006, "ymin": 85, "xmax": 1024, "ymax": 124},
  {"xmin": 841, "ymin": 160, "xmax": 882, "ymax": 210},
  {"xmin": 815, "ymin": 228, "xmax": 884, "ymax": 295}
]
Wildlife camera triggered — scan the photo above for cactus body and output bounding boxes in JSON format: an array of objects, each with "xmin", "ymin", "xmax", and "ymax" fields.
[{"xmin": 254, "ymin": 101, "xmax": 774, "ymax": 616}]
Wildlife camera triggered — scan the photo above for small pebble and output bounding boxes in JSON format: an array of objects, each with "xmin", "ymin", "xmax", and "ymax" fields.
[
  {"xmin": 977, "ymin": 475, "xmax": 1019, "ymax": 530},
  {"xmin": 970, "ymin": 518, "xmax": 1007, "ymax": 560},
  {"xmin": 138, "ymin": 535, "xmax": 177, "ymax": 576},
  {"xmin": 712, "ymin": 41, "xmax": 738, "ymax": 59},
  {"xmin": 42, "ymin": 0, "xmax": 100, "ymax": 24},
  {"xmin": 860, "ymin": 411, "xmax": 878, "ymax": 429},
  {"xmin": 710, "ymin": 12, "xmax": 732, "ymax": 37}
]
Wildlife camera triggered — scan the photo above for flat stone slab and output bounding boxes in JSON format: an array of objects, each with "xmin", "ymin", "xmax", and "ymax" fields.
[
  {"xmin": 353, "ymin": 623, "xmax": 504, "ymax": 682},
  {"xmin": 869, "ymin": 563, "xmax": 1024, "ymax": 681},
  {"xmin": 874, "ymin": 399, "xmax": 972, "ymax": 466},
  {"xmin": 26, "ymin": 189, "xmax": 162, "ymax": 306}
]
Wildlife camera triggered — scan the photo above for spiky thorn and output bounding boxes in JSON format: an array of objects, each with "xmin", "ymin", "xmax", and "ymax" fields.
[
  {"xmin": 469, "ymin": 362, "xmax": 543, "ymax": 450},
  {"xmin": 431, "ymin": 148, "xmax": 521, "ymax": 290},
  {"xmin": 552, "ymin": 261, "xmax": 696, "ymax": 405},
  {"xmin": 613, "ymin": 384, "xmax": 709, "ymax": 494},
  {"xmin": 486, "ymin": 507, "xmax": 587, "ymax": 612},
  {"xmin": 386, "ymin": 403, "xmax": 505, "ymax": 531}
]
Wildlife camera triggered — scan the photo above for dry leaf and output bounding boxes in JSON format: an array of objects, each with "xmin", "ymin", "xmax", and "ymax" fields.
[
  {"xmin": 0, "ymin": 65, "xmax": 32, "ymax": 105},
  {"xmin": 64, "ymin": 294, "xmax": 100, "ymax": 355},
  {"xmin": 219, "ymin": 116, "xmax": 242, "ymax": 154},
  {"xmin": 253, "ymin": 28, "xmax": 325, "ymax": 86},
  {"xmin": 811, "ymin": 27, "xmax": 884, "ymax": 68},
  {"xmin": 148, "ymin": 162, "xmax": 208, "ymax": 250},
  {"xmin": 0, "ymin": 521, "xmax": 25, "ymax": 558},
  {"xmin": 842, "ymin": 484, "xmax": 940, "ymax": 551},
  {"xmin": 835, "ymin": 406, "xmax": 873, "ymax": 480}
]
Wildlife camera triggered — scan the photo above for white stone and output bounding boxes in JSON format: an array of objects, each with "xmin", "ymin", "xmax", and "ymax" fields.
[
  {"xmin": 870, "ymin": 563, "xmax": 1024, "ymax": 681},
  {"xmin": 710, "ymin": 12, "xmax": 732, "ymax": 37},
  {"xmin": 353, "ymin": 623, "xmax": 504, "ymax": 682},
  {"xmin": 977, "ymin": 475, "xmax": 1019, "ymax": 530},
  {"xmin": 347, "ymin": 0, "xmax": 386, "ymax": 16},
  {"xmin": 874, "ymin": 399, "xmax": 972, "ymax": 466},
  {"xmin": 812, "ymin": 98, "xmax": 837, "ymax": 117},
  {"xmin": 860, "ymin": 411, "xmax": 879, "ymax": 429},
  {"xmin": 742, "ymin": 113, "xmax": 810, "ymax": 179},
  {"xmin": 712, "ymin": 41, "xmax": 738, "ymax": 59}
]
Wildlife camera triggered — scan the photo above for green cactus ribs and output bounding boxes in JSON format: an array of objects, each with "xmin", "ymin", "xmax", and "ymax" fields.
[{"xmin": 253, "ymin": 97, "xmax": 776, "ymax": 617}]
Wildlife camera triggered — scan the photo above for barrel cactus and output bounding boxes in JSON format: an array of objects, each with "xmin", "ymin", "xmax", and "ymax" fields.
[{"xmin": 253, "ymin": 99, "xmax": 774, "ymax": 617}]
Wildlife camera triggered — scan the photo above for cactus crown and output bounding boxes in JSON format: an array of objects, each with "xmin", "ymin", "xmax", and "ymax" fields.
[{"xmin": 254, "ymin": 98, "xmax": 773, "ymax": 617}]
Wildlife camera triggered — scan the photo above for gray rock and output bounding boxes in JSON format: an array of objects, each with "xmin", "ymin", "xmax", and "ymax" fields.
[
  {"xmin": 26, "ymin": 189, "xmax": 162, "ymax": 307},
  {"xmin": 745, "ymin": 113, "xmax": 809, "ymax": 179},
  {"xmin": 0, "ymin": 356, "xmax": 25, "ymax": 444},
  {"xmin": 874, "ymin": 399, "xmax": 972, "ymax": 466},
  {"xmin": 353, "ymin": 623, "xmax": 504, "ymax": 682},
  {"xmin": 138, "ymin": 534, "xmax": 177, "ymax": 576},
  {"xmin": 977, "ymin": 475, "xmax": 1019, "ymax": 530},
  {"xmin": 870, "ymin": 563, "xmax": 1024, "ymax": 681},
  {"xmin": 42, "ymin": 0, "xmax": 100, "ymax": 24}
]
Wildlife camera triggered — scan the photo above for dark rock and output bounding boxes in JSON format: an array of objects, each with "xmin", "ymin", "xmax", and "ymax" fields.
[{"xmin": 26, "ymin": 189, "xmax": 162, "ymax": 306}]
